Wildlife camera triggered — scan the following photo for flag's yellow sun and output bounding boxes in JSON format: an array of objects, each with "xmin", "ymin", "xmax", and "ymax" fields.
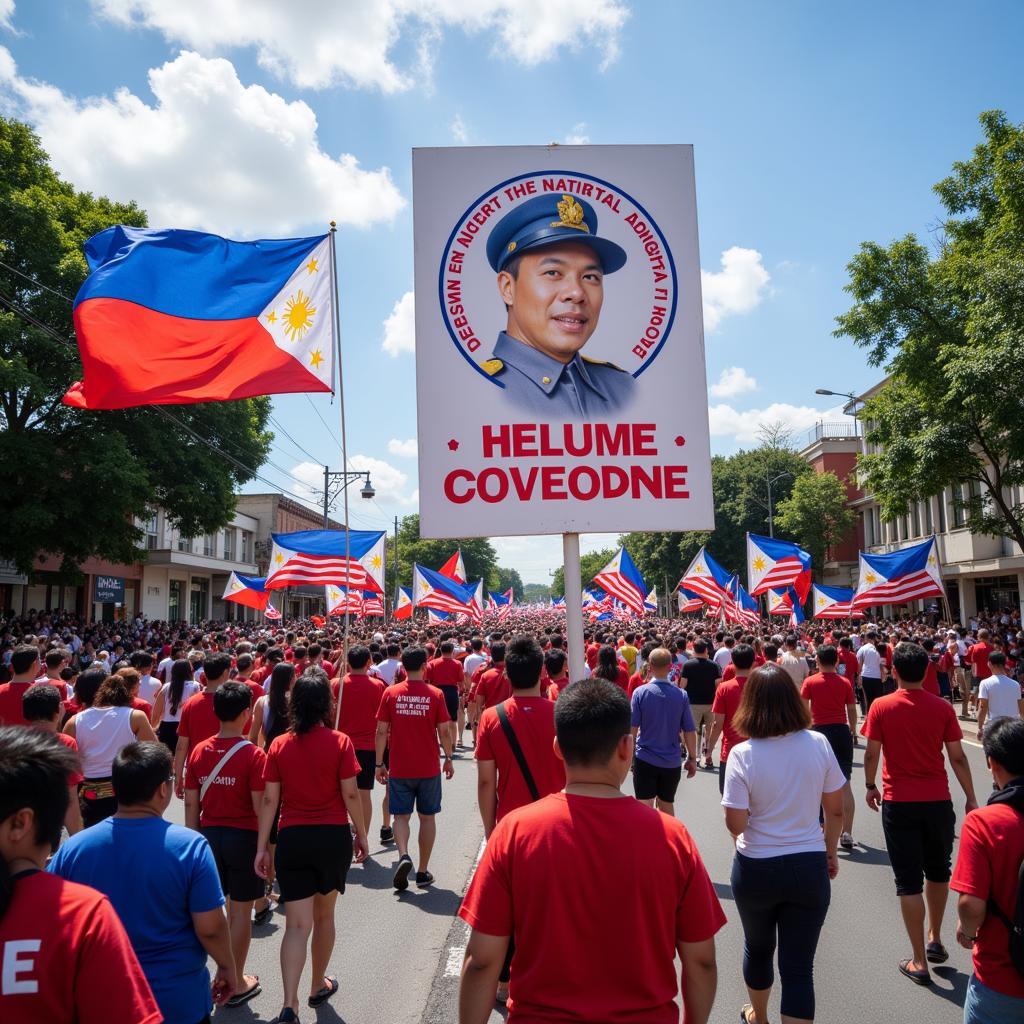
[
  {"xmin": 752, "ymin": 556, "xmax": 766, "ymax": 572},
  {"xmin": 283, "ymin": 290, "xmax": 317, "ymax": 340}
]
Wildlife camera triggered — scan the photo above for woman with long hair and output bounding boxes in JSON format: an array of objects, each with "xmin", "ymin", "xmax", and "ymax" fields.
[
  {"xmin": 150, "ymin": 659, "xmax": 201, "ymax": 752},
  {"xmin": 64, "ymin": 674, "xmax": 157, "ymax": 827},
  {"xmin": 255, "ymin": 672, "xmax": 368, "ymax": 1023},
  {"xmin": 721, "ymin": 663, "xmax": 846, "ymax": 1024},
  {"xmin": 593, "ymin": 644, "xmax": 629, "ymax": 692}
]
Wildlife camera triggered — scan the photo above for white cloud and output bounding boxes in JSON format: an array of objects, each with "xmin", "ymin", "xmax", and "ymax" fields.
[
  {"xmin": 702, "ymin": 246, "xmax": 770, "ymax": 332},
  {"xmin": 707, "ymin": 402, "xmax": 848, "ymax": 446},
  {"xmin": 288, "ymin": 460, "xmax": 325, "ymax": 504},
  {"xmin": 709, "ymin": 366, "xmax": 757, "ymax": 399},
  {"xmin": 348, "ymin": 454, "xmax": 412, "ymax": 504},
  {"xmin": 450, "ymin": 113, "xmax": 468, "ymax": 143},
  {"xmin": 93, "ymin": 0, "xmax": 629, "ymax": 92},
  {"xmin": 565, "ymin": 121, "xmax": 590, "ymax": 144},
  {"xmin": 387, "ymin": 437, "xmax": 418, "ymax": 457},
  {"xmin": 381, "ymin": 290, "xmax": 415, "ymax": 357},
  {"xmin": 0, "ymin": 1, "xmax": 14, "ymax": 32},
  {"xmin": 490, "ymin": 533, "xmax": 619, "ymax": 585},
  {"xmin": 0, "ymin": 48, "xmax": 404, "ymax": 236}
]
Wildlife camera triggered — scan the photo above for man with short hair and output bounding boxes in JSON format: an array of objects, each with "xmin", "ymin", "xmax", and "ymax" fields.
[
  {"xmin": 50, "ymin": 741, "xmax": 238, "ymax": 1022},
  {"xmin": 857, "ymin": 630, "xmax": 884, "ymax": 712},
  {"xmin": 631, "ymin": 648, "xmax": 697, "ymax": 817},
  {"xmin": 184, "ymin": 681, "xmax": 266, "ymax": 1007},
  {"xmin": 0, "ymin": 644, "xmax": 42, "ymax": 725},
  {"xmin": 680, "ymin": 639, "xmax": 721, "ymax": 770},
  {"xmin": 863, "ymin": 641, "xmax": 978, "ymax": 985},
  {"xmin": 174, "ymin": 651, "xmax": 234, "ymax": 796},
  {"xmin": 375, "ymin": 647, "xmax": 454, "ymax": 891},
  {"xmin": 976, "ymin": 650, "xmax": 1023, "ymax": 740},
  {"xmin": 966, "ymin": 628, "xmax": 994, "ymax": 720},
  {"xmin": 458, "ymin": 679, "xmax": 724, "ymax": 1024},
  {"xmin": 544, "ymin": 650, "xmax": 571, "ymax": 701},
  {"xmin": 951, "ymin": 717, "xmax": 1024, "ymax": 1020},
  {"xmin": 425, "ymin": 641, "xmax": 465, "ymax": 751},
  {"xmin": 707, "ymin": 643, "xmax": 757, "ymax": 795},
  {"xmin": 376, "ymin": 643, "xmax": 405, "ymax": 686},
  {"xmin": 23, "ymin": 683, "xmax": 84, "ymax": 836},
  {"xmin": 712, "ymin": 634, "xmax": 734, "ymax": 672},
  {"xmin": 780, "ymin": 634, "xmax": 810, "ymax": 688}
]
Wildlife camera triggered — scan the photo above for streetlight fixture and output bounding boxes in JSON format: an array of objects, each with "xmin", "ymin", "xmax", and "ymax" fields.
[
  {"xmin": 766, "ymin": 470, "xmax": 793, "ymax": 538},
  {"xmin": 815, "ymin": 386, "xmax": 865, "ymax": 454},
  {"xmin": 321, "ymin": 467, "xmax": 376, "ymax": 527}
]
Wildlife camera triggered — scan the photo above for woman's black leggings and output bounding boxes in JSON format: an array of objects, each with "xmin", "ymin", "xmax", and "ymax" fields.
[{"xmin": 731, "ymin": 851, "xmax": 831, "ymax": 1020}]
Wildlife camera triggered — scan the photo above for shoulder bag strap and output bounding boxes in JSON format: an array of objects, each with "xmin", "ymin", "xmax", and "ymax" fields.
[
  {"xmin": 199, "ymin": 739, "xmax": 251, "ymax": 803},
  {"xmin": 495, "ymin": 700, "xmax": 541, "ymax": 802}
]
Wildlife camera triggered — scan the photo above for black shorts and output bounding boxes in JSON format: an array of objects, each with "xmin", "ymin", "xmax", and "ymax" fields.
[
  {"xmin": 355, "ymin": 748, "xmax": 377, "ymax": 791},
  {"xmin": 439, "ymin": 685, "xmax": 460, "ymax": 721},
  {"xmin": 201, "ymin": 825, "xmax": 264, "ymax": 901},
  {"xmin": 814, "ymin": 723, "xmax": 854, "ymax": 780},
  {"xmin": 881, "ymin": 800, "xmax": 955, "ymax": 896},
  {"xmin": 275, "ymin": 825, "xmax": 353, "ymax": 903},
  {"xmin": 633, "ymin": 757, "xmax": 682, "ymax": 802}
]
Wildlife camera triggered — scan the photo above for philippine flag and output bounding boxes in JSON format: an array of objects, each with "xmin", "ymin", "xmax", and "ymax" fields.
[
  {"xmin": 413, "ymin": 563, "xmax": 476, "ymax": 615},
  {"xmin": 593, "ymin": 548, "xmax": 647, "ymax": 616},
  {"xmin": 221, "ymin": 572, "xmax": 270, "ymax": 611},
  {"xmin": 65, "ymin": 227, "xmax": 335, "ymax": 409},
  {"xmin": 428, "ymin": 609, "xmax": 450, "ymax": 623},
  {"xmin": 644, "ymin": 588, "xmax": 658, "ymax": 613},
  {"xmin": 326, "ymin": 586, "xmax": 363, "ymax": 617},
  {"xmin": 677, "ymin": 546, "xmax": 733, "ymax": 608},
  {"xmin": 266, "ymin": 530, "xmax": 385, "ymax": 590},
  {"xmin": 766, "ymin": 588, "xmax": 794, "ymax": 616},
  {"xmin": 394, "ymin": 586, "xmax": 414, "ymax": 620},
  {"xmin": 677, "ymin": 588, "xmax": 703, "ymax": 614},
  {"xmin": 746, "ymin": 533, "xmax": 812, "ymax": 601},
  {"xmin": 853, "ymin": 536, "xmax": 944, "ymax": 610},
  {"xmin": 438, "ymin": 550, "xmax": 467, "ymax": 584},
  {"xmin": 813, "ymin": 584, "xmax": 864, "ymax": 619}
]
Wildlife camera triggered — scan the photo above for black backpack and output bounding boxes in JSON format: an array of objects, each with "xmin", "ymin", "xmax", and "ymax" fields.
[{"xmin": 987, "ymin": 850, "xmax": 1024, "ymax": 976}]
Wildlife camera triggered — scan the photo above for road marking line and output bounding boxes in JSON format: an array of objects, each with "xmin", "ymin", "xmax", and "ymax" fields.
[{"xmin": 444, "ymin": 946, "xmax": 465, "ymax": 977}]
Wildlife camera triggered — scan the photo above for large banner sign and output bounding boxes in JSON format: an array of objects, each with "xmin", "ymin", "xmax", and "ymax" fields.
[{"xmin": 413, "ymin": 145, "xmax": 713, "ymax": 538}]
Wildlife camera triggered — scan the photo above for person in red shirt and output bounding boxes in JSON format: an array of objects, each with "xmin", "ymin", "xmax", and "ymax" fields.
[
  {"xmin": 544, "ymin": 650, "xmax": 572, "ymax": 701},
  {"xmin": 801, "ymin": 644, "xmax": 859, "ymax": 849},
  {"xmin": 256, "ymin": 673, "xmax": 368, "ymax": 1021},
  {"xmin": 22, "ymin": 683, "xmax": 84, "ymax": 836},
  {"xmin": 952, "ymin": 717, "xmax": 1024, "ymax": 1019},
  {"xmin": 0, "ymin": 644, "xmax": 42, "ymax": 726},
  {"xmin": 593, "ymin": 644, "xmax": 630, "ymax": 692},
  {"xmin": 332, "ymin": 645, "xmax": 386, "ymax": 839},
  {"xmin": 863, "ymin": 641, "xmax": 978, "ymax": 985},
  {"xmin": 707, "ymin": 643, "xmax": 756, "ymax": 795},
  {"xmin": 375, "ymin": 647, "xmax": 454, "ymax": 892},
  {"xmin": 475, "ymin": 644, "xmax": 512, "ymax": 714},
  {"xmin": 174, "ymin": 651, "xmax": 233, "ymax": 797},
  {"xmin": 185, "ymin": 682, "xmax": 266, "ymax": 1007},
  {"xmin": 966, "ymin": 629, "xmax": 995, "ymax": 719},
  {"xmin": 458, "ymin": 678, "xmax": 724, "ymax": 1024},
  {"xmin": 234, "ymin": 653, "xmax": 266, "ymax": 703},
  {"xmin": 424, "ymin": 641, "xmax": 466, "ymax": 751},
  {"xmin": 0, "ymin": 725, "xmax": 161, "ymax": 1024}
]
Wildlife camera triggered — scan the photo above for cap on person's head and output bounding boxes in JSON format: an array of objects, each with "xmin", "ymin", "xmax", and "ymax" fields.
[{"xmin": 485, "ymin": 193, "xmax": 628, "ymax": 275}]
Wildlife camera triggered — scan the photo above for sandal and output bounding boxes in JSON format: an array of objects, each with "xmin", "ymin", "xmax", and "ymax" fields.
[
  {"xmin": 898, "ymin": 958, "xmax": 932, "ymax": 985},
  {"xmin": 926, "ymin": 942, "xmax": 949, "ymax": 964},
  {"xmin": 254, "ymin": 901, "xmax": 275, "ymax": 925},
  {"xmin": 308, "ymin": 976, "xmax": 338, "ymax": 1007},
  {"xmin": 227, "ymin": 977, "xmax": 261, "ymax": 1007},
  {"xmin": 740, "ymin": 1005, "xmax": 763, "ymax": 1024}
]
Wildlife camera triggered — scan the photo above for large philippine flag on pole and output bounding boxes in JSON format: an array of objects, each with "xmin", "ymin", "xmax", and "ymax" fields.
[
  {"xmin": 852, "ymin": 536, "xmax": 944, "ymax": 610},
  {"xmin": 265, "ymin": 529, "xmax": 385, "ymax": 590},
  {"xmin": 64, "ymin": 227, "xmax": 335, "ymax": 408},
  {"xmin": 592, "ymin": 548, "xmax": 647, "ymax": 616},
  {"xmin": 746, "ymin": 533, "xmax": 812, "ymax": 601}
]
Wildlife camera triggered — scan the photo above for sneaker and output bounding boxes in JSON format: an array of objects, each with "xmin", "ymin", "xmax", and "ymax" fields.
[
  {"xmin": 380, "ymin": 825, "xmax": 394, "ymax": 844},
  {"xmin": 274, "ymin": 1009, "xmax": 300, "ymax": 1023},
  {"xmin": 840, "ymin": 832, "xmax": 854, "ymax": 850},
  {"xmin": 393, "ymin": 854, "xmax": 413, "ymax": 891}
]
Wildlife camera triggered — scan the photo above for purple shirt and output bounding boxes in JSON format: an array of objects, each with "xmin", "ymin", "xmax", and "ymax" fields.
[{"xmin": 631, "ymin": 679, "xmax": 695, "ymax": 769}]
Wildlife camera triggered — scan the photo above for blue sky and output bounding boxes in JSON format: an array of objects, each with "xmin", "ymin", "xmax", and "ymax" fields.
[{"xmin": 2, "ymin": 1, "xmax": 1021, "ymax": 583}]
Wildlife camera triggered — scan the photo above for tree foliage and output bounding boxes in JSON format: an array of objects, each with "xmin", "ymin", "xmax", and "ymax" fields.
[
  {"xmin": 835, "ymin": 110, "xmax": 1024, "ymax": 550},
  {"xmin": 774, "ymin": 472, "xmax": 855, "ymax": 575},
  {"xmin": 493, "ymin": 566, "xmax": 524, "ymax": 599},
  {"xmin": 550, "ymin": 547, "xmax": 618, "ymax": 599},
  {"xmin": 388, "ymin": 514, "xmax": 499, "ymax": 589},
  {"xmin": 522, "ymin": 582, "xmax": 551, "ymax": 602},
  {"xmin": 0, "ymin": 118, "xmax": 273, "ymax": 576}
]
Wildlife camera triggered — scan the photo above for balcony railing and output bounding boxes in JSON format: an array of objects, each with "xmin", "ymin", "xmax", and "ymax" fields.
[{"xmin": 804, "ymin": 421, "xmax": 859, "ymax": 446}]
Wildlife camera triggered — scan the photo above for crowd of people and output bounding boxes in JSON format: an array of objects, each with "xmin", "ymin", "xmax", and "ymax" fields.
[{"xmin": 0, "ymin": 603, "xmax": 1022, "ymax": 1023}]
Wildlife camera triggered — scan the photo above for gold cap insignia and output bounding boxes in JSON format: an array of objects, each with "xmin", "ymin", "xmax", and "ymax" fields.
[
  {"xmin": 551, "ymin": 195, "xmax": 590, "ymax": 233},
  {"xmin": 507, "ymin": 241, "xmax": 517, "ymax": 253}
]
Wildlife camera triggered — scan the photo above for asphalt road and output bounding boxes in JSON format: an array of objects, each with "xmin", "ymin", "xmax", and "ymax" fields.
[{"xmin": 168, "ymin": 732, "xmax": 992, "ymax": 1024}]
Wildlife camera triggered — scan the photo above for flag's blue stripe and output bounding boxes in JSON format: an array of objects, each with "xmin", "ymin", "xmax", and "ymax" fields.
[
  {"xmin": 75, "ymin": 226, "xmax": 327, "ymax": 319},
  {"xmin": 273, "ymin": 529, "xmax": 384, "ymax": 559}
]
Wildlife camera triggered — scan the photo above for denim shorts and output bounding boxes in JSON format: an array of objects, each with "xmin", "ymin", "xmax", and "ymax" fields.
[
  {"xmin": 388, "ymin": 774, "xmax": 443, "ymax": 816},
  {"xmin": 963, "ymin": 975, "xmax": 1024, "ymax": 1024}
]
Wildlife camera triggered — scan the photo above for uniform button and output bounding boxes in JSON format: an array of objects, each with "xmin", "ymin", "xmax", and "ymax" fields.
[{"xmin": 542, "ymin": 376, "xmax": 551, "ymax": 384}]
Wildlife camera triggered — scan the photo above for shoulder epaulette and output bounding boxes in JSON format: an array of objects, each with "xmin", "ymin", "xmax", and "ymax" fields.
[
  {"xmin": 481, "ymin": 359, "xmax": 504, "ymax": 376},
  {"xmin": 581, "ymin": 356, "xmax": 626, "ymax": 372}
]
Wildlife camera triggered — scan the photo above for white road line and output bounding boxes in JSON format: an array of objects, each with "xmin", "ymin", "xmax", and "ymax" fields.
[{"xmin": 444, "ymin": 946, "xmax": 466, "ymax": 978}]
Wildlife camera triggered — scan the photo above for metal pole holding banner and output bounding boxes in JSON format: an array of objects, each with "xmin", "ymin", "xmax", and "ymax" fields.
[{"xmin": 562, "ymin": 533, "xmax": 585, "ymax": 682}]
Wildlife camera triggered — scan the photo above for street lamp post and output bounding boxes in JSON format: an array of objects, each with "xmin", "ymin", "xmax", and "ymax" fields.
[
  {"xmin": 815, "ymin": 387, "xmax": 865, "ymax": 454},
  {"xmin": 766, "ymin": 470, "xmax": 793, "ymax": 538},
  {"xmin": 321, "ymin": 466, "xmax": 375, "ymax": 528}
]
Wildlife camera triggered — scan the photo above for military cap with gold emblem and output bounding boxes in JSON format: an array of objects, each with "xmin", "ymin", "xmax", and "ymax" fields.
[{"xmin": 485, "ymin": 193, "xmax": 628, "ymax": 275}]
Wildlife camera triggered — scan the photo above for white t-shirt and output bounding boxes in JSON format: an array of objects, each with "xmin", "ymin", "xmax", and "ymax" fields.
[
  {"xmin": 857, "ymin": 643, "xmax": 882, "ymax": 678},
  {"xmin": 138, "ymin": 673, "xmax": 161, "ymax": 704},
  {"xmin": 713, "ymin": 647, "xmax": 733, "ymax": 670},
  {"xmin": 375, "ymin": 658, "xmax": 403, "ymax": 685},
  {"xmin": 779, "ymin": 651, "xmax": 809, "ymax": 687},
  {"xmin": 156, "ymin": 656, "xmax": 175, "ymax": 682},
  {"xmin": 464, "ymin": 653, "xmax": 488, "ymax": 679},
  {"xmin": 722, "ymin": 729, "xmax": 847, "ymax": 859},
  {"xmin": 979, "ymin": 674, "xmax": 1022, "ymax": 722}
]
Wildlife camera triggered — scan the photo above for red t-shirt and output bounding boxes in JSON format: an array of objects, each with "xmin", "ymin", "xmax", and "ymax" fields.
[
  {"xmin": 0, "ymin": 871, "xmax": 161, "ymax": 1024},
  {"xmin": 627, "ymin": 671, "xmax": 646, "ymax": 697},
  {"xmin": 922, "ymin": 661, "xmax": 941, "ymax": 696},
  {"xmin": 0, "ymin": 680, "xmax": 32, "ymax": 725},
  {"xmin": 838, "ymin": 650, "xmax": 859, "ymax": 682},
  {"xmin": 36, "ymin": 676, "xmax": 70, "ymax": 700},
  {"xmin": 130, "ymin": 696, "xmax": 152, "ymax": 717},
  {"xmin": 477, "ymin": 668, "xmax": 512, "ymax": 709},
  {"xmin": 240, "ymin": 679, "xmax": 264, "ymax": 703},
  {"xmin": 722, "ymin": 664, "xmax": 736, "ymax": 682},
  {"xmin": 459, "ymin": 794, "xmax": 726, "ymax": 1023},
  {"xmin": 546, "ymin": 677, "xmax": 571, "ymax": 701},
  {"xmin": 585, "ymin": 643, "xmax": 601, "ymax": 669},
  {"xmin": 711, "ymin": 676, "xmax": 748, "ymax": 760},
  {"xmin": 56, "ymin": 731, "xmax": 85, "ymax": 786},
  {"xmin": 801, "ymin": 672, "xmax": 855, "ymax": 727},
  {"xmin": 264, "ymin": 726, "xmax": 360, "ymax": 828},
  {"xmin": 968, "ymin": 643, "xmax": 993, "ymax": 680},
  {"xmin": 176, "ymin": 690, "xmax": 220, "ymax": 746},
  {"xmin": 332, "ymin": 673, "xmax": 386, "ymax": 750},
  {"xmin": 951, "ymin": 803, "xmax": 1024, "ymax": 998},
  {"xmin": 185, "ymin": 736, "xmax": 267, "ymax": 830},
  {"xmin": 424, "ymin": 657, "xmax": 465, "ymax": 689},
  {"xmin": 475, "ymin": 697, "xmax": 565, "ymax": 821},
  {"xmin": 376, "ymin": 679, "xmax": 451, "ymax": 778},
  {"xmin": 861, "ymin": 688, "xmax": 962, "ymax": 802},
  {"xmin": 250, "ymin": 665, "xmax": 272, "ymax": 686}
]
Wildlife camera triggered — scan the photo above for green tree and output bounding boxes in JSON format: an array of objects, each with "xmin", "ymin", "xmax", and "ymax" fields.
[
  {"xmin": 835, "ymin": 110, "xmax": 1024, "ymax": 550},
  {"xmin": 0, "ymin": 118, "xmax": 273, "ymax": 576},
  {"xmin": 774, "ymin": 472, "xmax": 855, "ymax": 575},
  {"xmin": 550, "ymin": 547, "xmax": 618, "ymax": 598},
  {"xmin": 522, "ymin": 582, "xmax": 551, "ymax": 603},
  {"xmin": 388, "ymin": 514, "xmax": 498, "ymax": 588},
  {"xmin": 493, "ymin": 566, "xmax": 524, "ymax": 599}
]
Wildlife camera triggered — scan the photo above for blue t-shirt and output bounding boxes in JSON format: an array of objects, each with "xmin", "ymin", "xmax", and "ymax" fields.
[
  {"xmin": 49, "ymin": 816, "xmax": 224, "ymax": 1024},
  {"xmin": 631, "ymin": 679, "xmax": 695, "ymax": 769}
]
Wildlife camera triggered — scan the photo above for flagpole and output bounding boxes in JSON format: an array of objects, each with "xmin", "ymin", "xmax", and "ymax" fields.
[
  {"xmin": 562, "ymin": 533, "xmax": 585, "ymax": 681},
  {"xmin": 329, "ymin": 222, "xmax": 351, "ymax": 728}
]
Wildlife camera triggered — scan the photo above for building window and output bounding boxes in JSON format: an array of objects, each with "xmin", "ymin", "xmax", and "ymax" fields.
[
  {"xmin": 144, "ymin": 513, "xmax": 159, "ymax": 549},
  {"xmin": 241, "ymin": 530, "xmax": 253, "ymax": 562},
  {"xmin": 169, "ymin": 579, "xmax": 182, "ymax": 621},
  {"xmin": 911, "ymin": 503, "xmax": 921, "ymax": 538},
  {"xmin": 925, "ymin": 498, "xmax": 933, "ymax": 536},
  {"xmin": 203, "ymin": 533, "xmax": 216, "ymax": 557},
  {"xmin": 178, "ymin": 535, "xmax": 192, "ymax": 553},
  {"xmin": 953, "ymin": 483, "xmax": 968, "ymax": 528},
  {"xmin": 937, "ymin": 489, "xmax": 947, "ymax": 533},
  {"xmin": 223, "ymin": 528, "xmax": 235, "ymax": 561}
]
